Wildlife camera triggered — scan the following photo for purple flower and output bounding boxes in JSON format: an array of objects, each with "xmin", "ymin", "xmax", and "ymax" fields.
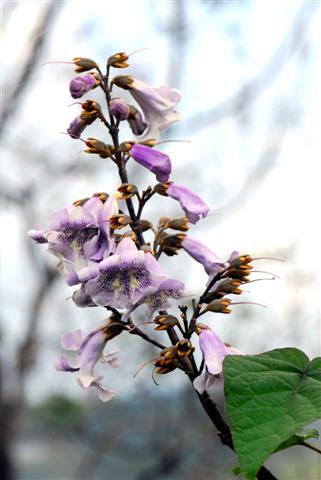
[
  {"xmin": 69, "ymin": 74, "xmax": 97, "ymax": 99},
  {"xmin": 85, "ymin": 237, "xmax": 184, "ymax": 313},
  {"xmin": 54, "ymin": 323, "xmax": 120, "ymax": 402},
  {"xmin": 193, "ymin": 326, "xmax": 242, "ymax": 394},
  {"xmin": 166, "ymin": 184, "xmax": 209, "ymax": 224},
  {"xmin": 113, "ymin": 76, "xmax": 182, "ymax": 139},
  {"xmin": 28, "ymin": 195, "xmax": 118, "ymax": 286},
  {"xmin": 130, "ymin": 144, "xmax": 171, "ymax": 183},
  {"xmin": 182, "ymin": 237, "xmax": 226, "ymax": 275},
  {"xmin": 110, "ymin": 98, "xmax": 129, "ymax": 121},
  {"xmin": 67, "ymin": 116, "xmax": 87, "ymax": 139}
]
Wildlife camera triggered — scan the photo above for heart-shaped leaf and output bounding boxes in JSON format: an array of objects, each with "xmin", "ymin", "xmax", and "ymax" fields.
[{"xmin": 223, "ymin": 348, "xmax": 321, "ymax": 479}]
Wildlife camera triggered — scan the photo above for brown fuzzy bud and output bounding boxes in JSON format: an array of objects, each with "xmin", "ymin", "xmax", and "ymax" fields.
[
  {"xmin": 137, "ymin": 139, "xmax": 158, "ymax": 147},
  {"xmin": 102, "ymin": 316, "xmax": 127, "ymax": 340},
  {"xmin": 229, "ymin": 255, "xmax": 252, "ymax": 269},
  {"xmin": 111, "ymin": 75, "xmax": 134, "ymax": 89},
  {"xmin": 138, "ymin": 220, "xmax": 153, "ymax": 232},
  {"xmin": 158, "ymin": 217, "xmax": 171, "ymax": 228},
  {"xmin": 85, "ymin": 138, "xmax": 113, "ymax": 158},
  {"xmin": 108, "ymin": 52, "xmax": 129, "ymax": 68},
  {"xmin": 154, "ymin": 314, "xmax": 179, "ymax": 331},
  {"xmin": 175, "ymin": 339, "xmax": 194, "ymax": 357},
  {"xmin": 109, "ymin": 214, "xmax": 131, "ymax": 230},
  {"xmin": 73, "ymin": 197, "xmax": 90, "ymax": 207},
  {"xmin": 166, "ymin": 217, "xmax": 189, "ymax": 232},
  {"xmin": 215, "ymin": 279, "xmax": 242, "ymax": 295},
  {"xmin": 117, "ymin": 183, "xmax": 138, "ymax": 199},
  {"xmin": 205, "ymin": 298, "xmax": 232, "ymax": 314},
  {"xmin": 73, "ymin": 57, "xmax": 98, "ymax": 73},
  {"xmin": 93, "ymin": 192, "xmax": 109, "ymax": 202},
  {"xmin": 153, "ymin": 183, "xmax": 169, "ymax": 196},
  {"xmin": 157, "ymin": 232, "xmax": 186, "ymax": 256},
  {"xmin": 155, "ymin": 363, "xmax": 178, "ymax": 375}
]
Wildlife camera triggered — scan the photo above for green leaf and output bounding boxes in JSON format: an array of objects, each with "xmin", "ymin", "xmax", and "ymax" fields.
[
  {"xmin": 274, "ymin": 428, "xmax": 319, "ymax": 452},
  {"xmin": 223, "ymin": 348, "xmax": 321, "ymax": 480}
]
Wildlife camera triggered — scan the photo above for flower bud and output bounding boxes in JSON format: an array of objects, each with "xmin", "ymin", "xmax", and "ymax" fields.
[
  {"xmin": 159, "ymin": 216, "xmax": 171, "ymax": 228},
  {"xmin": 157, "ymin": 232, "xmax": 185, "ymax": 256},
  {"xmin": 205, "ymin": 298, "xmax": 232, "ymax": 314},
  {"xmin": 166, "ymin": 217, "xmax": 189, "ymax": 232},
  {"xmin": 111, "ymin": 75, "xmax": 134, "ymax": 90},
  {"xmin": 85, "ymin": 138, "xmax": 113, "ymax": 158},
  {"xmin": 153, "ymin": 183, "xmax": 169, "ymax": 196},
  {"xmin": 102, "ymin": 316, "xmax": 127, "ymax": 340},
  {"xmin": 127, "ymin": 106, "xmax": 147, "ymax": 136},
  {"xmin": 117, "ymin": 183, "xmax": 138, "ymax": 199},
  {"xmin": 73, "ymin": 57, "xmax": 98, "ymax": 73},
  {"xmin": 67, "ymin": 116, "xmax": 87, "ymax": 139},
  {"xmin": 108, "ymin": 52, "xmax": 129, "ymax": 69},
  {"xmin": 73, "ymin": 197, "xmax": 90, "ymax": 207},
  {"xmin": 93, "ymin": 192, "xmax": 109, "ymax": 202},
  {"xmin": 176, "ymin": 339, "xmax": 194, "ymax": 357},
  {"xmin": 138, "ymin": 220, "xmax": 153, "ymax": 232},
  {"xmin": 215, "ymin": 279, "xmax": 242, "ymax": 295},
  {"xmin": 109, "ymin": 214, "xmax": 131, "ymax": 230},
  {"xmin": 81, "ymin": 100, "xmax": 102, "ymax": 114},
  {"xmin": 69, "ymin": 74, "xmax": 98, "ymax": 99},
  {"xmin": 110, "ymin": 98, "xmax": 130, "ymax": 121},
  {"xmin": 154, "ymin": 314, "xmax": 179, "ymax": 331}
]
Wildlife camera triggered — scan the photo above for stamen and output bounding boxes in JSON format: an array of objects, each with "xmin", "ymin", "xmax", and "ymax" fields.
[
  {"xmin": 128, "ymin": 48, "xmax": 151, "ymax": 57},
  {"xmin": 133, "ymin": 356, "xmax": 160, "ymax": 378},
  {"xmin": 252, "ymin": 257, "xmax": 285, "ymax": 262},
  {"xmin": 68, "ymin": 102, "xmax": 83, "ymax": 107},
  {"xmin": 43, "ymin": 61, "xmax": 74, "ymax": 66},
  {"xmin": 128, "ymin": 321, "xmax": 155, "ymax": 332},
  {"xmin": 155, "ymin": 139, "xmax": 191, "ymax": 145},
  {"xmin": 230, "ymin": 301, "xmax": 267, "ymax": 308},
  {"xmin": 246, "ymin": 277, "xmax": 276, "ymax": 284},
  {"xmin": 152, "ymin": 367, "xmax": 160, "ymax": 386},
  {"xmin": 251, "ymin": 269, "xmax": 280, "ymax": 279}
]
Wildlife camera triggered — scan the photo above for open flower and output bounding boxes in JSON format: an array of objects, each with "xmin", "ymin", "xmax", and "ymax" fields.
[
  {"xmin": 130, "ymin": 144, "xmax": 171, "ymax": 183},
  {"xmin": 69, "ymin": 74, "xmax": 98, "ymax": 99},
  {"xmin": 182, "ymin": 237, "xmax": 226, "ymax": 275},
  {"xmin": 165, "ymin": 183, "xmax": 209, "ymax": 224},
  {"xmin": 28, "ymin": 195, "xmax": 118, "ymax": 285},
  {"xmin": 193, "ymin": 325, "xmax": 243, "ymax": 394},
  {"xmin": 84, "ymin": 237, "xmax": 184, "ymax": 313},
  {"xmin": 54, "ymin": 323, "xmax": 120, "ymax": 402},
  {"xmin": 112, "ymin": 75, "xmax": 182, "ymax": 139}
]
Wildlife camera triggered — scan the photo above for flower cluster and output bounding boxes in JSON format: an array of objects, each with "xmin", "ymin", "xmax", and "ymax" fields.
[{"xmin": 29, "ymin": 51, "xmax": 268, "ymax": 401}]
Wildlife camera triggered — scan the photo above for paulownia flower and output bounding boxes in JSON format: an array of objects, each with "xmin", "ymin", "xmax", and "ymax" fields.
[
  {"xmin": 193, "ymin": 325, "xmax": 242, "ymax": 394},
  {"xmin": 130, "ymin": 144, "xmax": 171, "ymax": 183},
  {"xmin": 112, "ymin": 75, "xmax": 182, "ymax": 139},
  {"xmin": 69, "ymin": 74, "xmax": 98, "ymax": 99},
  {"xmin": 28, "ymin": 195, "xmax": 118, "ymax": 286},
  {"xmin": 181, "ymin": 236, "xmax": 226, "ymax": 275},
  {"xmin": 84, "ymin": 237, "xmax": 184, "ymax": 314},
  {"xmin": 54, "ymin": 323, "xmax": 120, "ymax": 402},
  {"xmin": 166, "ymin": 183, "xmax": 209, "ymax": 224}
]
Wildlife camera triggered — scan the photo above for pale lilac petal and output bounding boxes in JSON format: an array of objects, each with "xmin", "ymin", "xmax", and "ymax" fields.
[
  {"xmin": 69, "ymin": 206, "xmax": 95, "ymax": 227},
  {"xmin": 54, "ymin": 354, "xmax": 78, "ymax": 372},
  {"xmin": 83, "ymin": 197, "xmax": 104, "ymax": 221},
  {"xmin": 182, "ymin": 237, "xmax": 225, "ymax": 275},
  {"xmin": 77, "ymin": 263, "xmax": 100, "ymax": 283},
  {"xmin": 27, "ymin": 228, "xmax": 47, "ymax": 243},
  {"xmin": 48, "ymin": 209, "xmax": 69, "ymax": 230},
  {"xmin": 73, "ymin": 285, "xmax": 96, "ymax": 307},
  {"xmin": 193, "ymin": 371, "xmax": 207, "ymax": 394},
  {"xmin": 167, "ymin": 184, "xmax": 209, "ymax": 224},
  {"xmin": 77, "ymin": 329, "xmax": 108, "ymax": 388},
  {"xmin": 69, "ymin": 74, "xmax": 97, "ymax": 99},
  {"xmin": 130, "ymin": 144, "xmax": 171, "ymax": 183},
  {"xmin": 61, "ymin": 330, "xmax": 82, "ymax": 350},
  {"xmin": 91, "ymin": 378, "xmax": 116, "ymax": 402}
]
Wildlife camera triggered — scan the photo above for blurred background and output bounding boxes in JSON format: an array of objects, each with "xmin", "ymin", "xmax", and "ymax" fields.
[{"xmin": 1, "ymin": 0, "xmax": 320, "ymax": 479}]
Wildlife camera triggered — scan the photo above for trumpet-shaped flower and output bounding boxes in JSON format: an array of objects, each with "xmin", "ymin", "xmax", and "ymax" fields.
[
  {"xmin": 113, "ymin": 76, "xmax": 182, "ymax": 139},
  {"xmin": 181, "ymin": 237, "xmax": 226, "ymax": 275},
  {"xmin": 28, "ymin": 195, "xmax": 118, "ymax": 285},
  {"xmin": 84, "ymin": 237, "xmax": 184, "ymax": 313},
  {"xmin": 54, "ymin": 323, "xmax": 120, "ymax": 402},
  {"xmin": 166, "ymin": 184, "xmax": 209, "ymax": 224},
  {"xmin": 193, "ymin": 326, "xmax": 242, "ymax": 394},
  {"xmin": 130, "ymin": 144, "xmax": 171, "ymax": 183}
]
